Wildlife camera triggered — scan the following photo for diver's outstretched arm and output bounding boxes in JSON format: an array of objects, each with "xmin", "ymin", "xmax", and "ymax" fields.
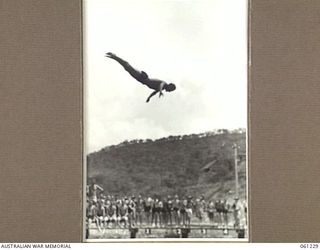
[{"xmin": 146, "ymin": 90, "xmax": 158, "ymax": 103}]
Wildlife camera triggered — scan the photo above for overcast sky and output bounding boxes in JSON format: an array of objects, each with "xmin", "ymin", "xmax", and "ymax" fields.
[{"xmin": 84, "ymin": 0, "xmax": 247, "ymax": 153}]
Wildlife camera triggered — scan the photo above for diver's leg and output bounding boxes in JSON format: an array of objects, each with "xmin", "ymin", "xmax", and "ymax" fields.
[{"xmin": 106, "ymin": 53, "xmax": 144, "ymax": 81}]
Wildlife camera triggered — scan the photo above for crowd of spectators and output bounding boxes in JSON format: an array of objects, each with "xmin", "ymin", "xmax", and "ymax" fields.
[{"xmin": 86, "ymin": 184, "xmax": 247, "ymax": 230}]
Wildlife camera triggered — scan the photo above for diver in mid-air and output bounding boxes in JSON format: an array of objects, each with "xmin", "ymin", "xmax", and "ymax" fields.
[{"xmin": 105, "ymin": 52, "xmax": 176, "ymax": 103}]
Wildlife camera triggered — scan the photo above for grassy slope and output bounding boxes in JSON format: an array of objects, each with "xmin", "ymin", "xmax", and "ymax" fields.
[{"xmin": 87, "ymin": 130, "xmax": 246, "ymax": 200}]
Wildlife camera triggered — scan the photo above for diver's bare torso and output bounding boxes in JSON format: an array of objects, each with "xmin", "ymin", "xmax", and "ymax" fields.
[{"xmin": 143, "ymin": 78, "xmax": 166, "ymax": 90}]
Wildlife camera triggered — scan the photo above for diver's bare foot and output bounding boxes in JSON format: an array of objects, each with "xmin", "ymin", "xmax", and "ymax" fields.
[{"xmin": 105, "ymin": 52, "xmax": 115, "ymax": 58}]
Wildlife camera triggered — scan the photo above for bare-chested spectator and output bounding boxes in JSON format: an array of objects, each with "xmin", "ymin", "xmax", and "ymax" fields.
[
  {"xmin": 161, "ymin": 197, "xmax": 169, "ymax": 226},
  {"xmin": 173, "ymin": 195, "xmax": 181, "ymax": 226},
  {"xmin": 215, "ymin": 199, "xmax": 224, "ymax": 227},
  {"xmin": 106, "ymin": 200, "xmax": 117, "ymax": 228},
  {"xmin": 152, "ymin": 198, "xmax": 161, "ymax": 227},
  {"xmin": 135, "ymin": 194, "xmax": 145, "ymax": 226},
  {"xmin": 222, "ymin": 199, "xmax": 230, "ymax": 227},
  {"xmin": 185, "ymin": 196, "xmax": 193, "ymax": 227},
  {"xmin": 128, "ymin": 196, "xmax": 137, "ymax": 226},
  {"xmin": 87, "ymin": 201, "xmax": 100, "ymax": 232},
  {"xmin": 144, "ymin": 197, "xmax": 153, "ymax": 225},
  {"xmin": 97, "ymin": 199, "xmax": 107, "ymax": 229},
  {"xmin": 180, "ymin": 198, "xmax": 188, "ymax": 226},
  {"xmin": 195, "ymin": 198, "xmax": 203, "ymax": 222},
  {"xmin": 200, "ymin": 196, "xmax": 207, "ymax": 220},
  {"xmin": 207, "ymin": 200, "xmax": 215, "ymax": 223},
  {"xmin": 166, "ymin": 196, "xmax": 174, "ymax": 226},
  {"xmin": 117, "ymin": 200, "xmax": 129, "ymax": 228},
  {"xmin": 232, "ymin": 197, "xmax": 241, "ymax": 228}
]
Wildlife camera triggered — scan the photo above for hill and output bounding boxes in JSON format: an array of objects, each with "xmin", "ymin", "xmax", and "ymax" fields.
[{"xmin": 87, "ymin": 129, "xmax": 247, "ymax": 200}]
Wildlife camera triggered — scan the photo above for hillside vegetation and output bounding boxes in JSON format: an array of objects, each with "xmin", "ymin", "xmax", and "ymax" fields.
[{"xmin": 87, "ymin": 129, "xmax": 246, "ymax": 200}]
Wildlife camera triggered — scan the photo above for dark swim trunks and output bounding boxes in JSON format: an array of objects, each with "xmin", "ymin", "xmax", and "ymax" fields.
[
  {"xmin": 137, "ymin": 71, "xmax": 149, "ymax": 84},
  {"xmin": 141, "ymin": 71, "xmax": 148, "ymax": 79}
]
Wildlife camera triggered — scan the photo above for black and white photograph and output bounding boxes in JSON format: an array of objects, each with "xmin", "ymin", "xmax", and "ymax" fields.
[{"xmin": 84, "ymin": 0, "xmax": 248, "ymax": 241}]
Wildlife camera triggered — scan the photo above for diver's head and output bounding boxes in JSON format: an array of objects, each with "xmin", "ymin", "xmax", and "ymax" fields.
[{"xmin": 165, "ymin": 83, "xmax": 176, "ymax": 92}]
